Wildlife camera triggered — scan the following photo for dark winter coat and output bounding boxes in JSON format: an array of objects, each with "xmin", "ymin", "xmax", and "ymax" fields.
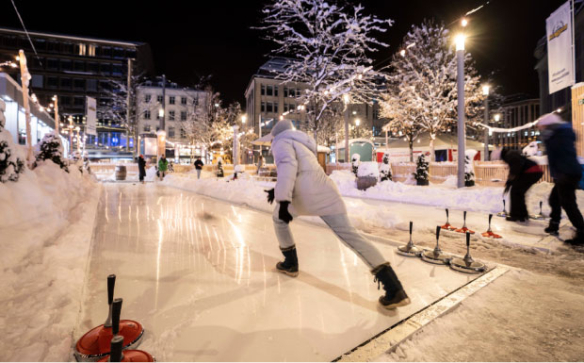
[
  {"xmin": 541, "ymin": 123, "xmax": 582, "ymax": 179},
  {"xmin": 138, "ymin": 157, "xmax": 146, "ymax": 177},
  {"xmin": 502, "ymin": 150, "xmax": 539, "ymax": 182},
  {"xmin": 194, "ymin": 159, "xmax": 204, "ymax": 170}
]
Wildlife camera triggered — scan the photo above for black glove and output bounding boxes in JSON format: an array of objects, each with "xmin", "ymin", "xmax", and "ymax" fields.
[
  {"xmin": 504, "ymin": 180, "xmax": 511, "ymax": 194},
  {"xmin": 265, "ymin": 188, "xmax": 275, "ymax": 204},
  {"xmin": 278, "ymin": 201, "xmax": 293, "ymax": 224}
]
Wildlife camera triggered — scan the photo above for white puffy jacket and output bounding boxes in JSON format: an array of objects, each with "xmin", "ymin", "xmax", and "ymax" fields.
[{"xmin": 272, "ymin": 129, "xmax": 346, "ymax": 216}]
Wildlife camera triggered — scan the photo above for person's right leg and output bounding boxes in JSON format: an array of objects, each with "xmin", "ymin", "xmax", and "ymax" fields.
[
  {"xmin": 321, "ymin": 213, "xmax": 410, "ymax": 309},
  {"xmin": 272, "ymin": 205, "xmax": 298, "ymax": 276},
  {"xmin": 557, "ymin": 176, "xmax": 584, "ymax": 244},
  {"xmin": 197, "ymin": 169, "xmax": 201, "ymax": 179},
  {"xmin": 546, "ymin": 183, "xmax": 561, "ymax": 234}
]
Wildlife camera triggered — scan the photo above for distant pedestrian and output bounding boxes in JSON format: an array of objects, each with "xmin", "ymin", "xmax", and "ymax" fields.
[
  {"xmin": 265, "ymin": 120, "xmax": 410, "ymax": 310},
  {"xmin": 257, "ymin": 155, "xmax": 264, "ymax": 176},
  {"xmin": 538, "ymin": 113, "xmax": 584, "ymax": 245},
  {"xmin": 499, "ymin": 149, "xmax": 543, "ymax": 222},
  {"xmin": 138, "ymin": 155, "xmax": 146, "ymax": 184},
  {"xmin": 158, "ymin": 155, "xmax": 168, "ymax": 181},
  {"xmin": 194, "ymin": 157, "xmax": 204, "ymax": 179}
]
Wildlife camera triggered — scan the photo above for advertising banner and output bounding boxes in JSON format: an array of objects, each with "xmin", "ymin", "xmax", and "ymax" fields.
[
  {"xmin": 85, "ymin": 96, "xmax": 97, "ymax": 135},
  {"xmin": 546, "ymin": 1, "xmax": 575, "ymax": 94}
]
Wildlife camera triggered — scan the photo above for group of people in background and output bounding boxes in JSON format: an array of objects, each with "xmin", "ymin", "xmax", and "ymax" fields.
[
  {"xmin": 497, "ymin": 113, "xmax": 584, "ymax": 246},
  {"xmin": 135, "ymin": 154, "xmax": 205, "ymax": 184}
]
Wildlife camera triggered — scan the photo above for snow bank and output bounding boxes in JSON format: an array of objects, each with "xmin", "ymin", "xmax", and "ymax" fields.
[
  {"xmin": 161, "ymin": 173, "xmax": 400, "ymax": 231},
  {"xmin": 0, "ymin": 162, "xmax": 100, "ymax": 361},
  {"xmin": 329, "ymin": 170, "xmax": 584, "ymax": 216}
]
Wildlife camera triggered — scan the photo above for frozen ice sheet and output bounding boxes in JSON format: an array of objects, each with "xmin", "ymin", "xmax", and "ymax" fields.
[{"xmin": 77, "ymin": 184, "xmax": 488, "ymax": 361}]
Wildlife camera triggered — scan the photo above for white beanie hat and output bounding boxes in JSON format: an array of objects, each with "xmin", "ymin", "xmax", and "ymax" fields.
[{"xmin": 271, "ymin": 119, "xmax": 294, "ymax": 137}]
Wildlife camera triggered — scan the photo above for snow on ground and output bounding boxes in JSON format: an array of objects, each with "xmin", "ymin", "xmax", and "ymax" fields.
[
  {"xmin": 0, "ymin": 162, "xmax": 100, "ymax": 361},
  {"xmin": 376, "ymin": 270, "xmax": 584, "ymax": 362}
]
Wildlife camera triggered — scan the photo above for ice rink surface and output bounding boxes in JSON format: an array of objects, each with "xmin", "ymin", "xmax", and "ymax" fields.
[{"xmin": 77, "ymin": 184, "xmax": 490, "ymax": 361}]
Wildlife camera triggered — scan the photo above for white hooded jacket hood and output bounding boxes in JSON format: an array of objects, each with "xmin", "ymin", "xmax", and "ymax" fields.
[{"xmin": 271, "ymin": 128, "xmax": 346, "ymax": 217}]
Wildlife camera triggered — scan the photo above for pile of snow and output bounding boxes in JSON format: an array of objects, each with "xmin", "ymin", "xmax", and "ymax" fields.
[
  {"xmin": 161, "ymin": 172, "xmax": 400, "ymax": 231},
  {"xmin": 357, "ymin": 161, "xmax": 380, "ymax": 178},
  {"xmin": 0, "ymin": 161, "xmax": 100, "ymax": 361},
  {"xmin": 329, "ymin": 170, "xmax": 582, "ymax": 215}
]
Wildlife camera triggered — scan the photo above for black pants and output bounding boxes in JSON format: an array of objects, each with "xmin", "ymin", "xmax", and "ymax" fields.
[
  {"xmin": 549, "ymin": 175, "xmax": 584, "ymax": 231},
  {"xmin": 510, "ymin": 172, "xmax": 543, "ymax": 219},
  {"xmin": 139, "ymin": 172, "xmax": 145, "ymax": 182}
]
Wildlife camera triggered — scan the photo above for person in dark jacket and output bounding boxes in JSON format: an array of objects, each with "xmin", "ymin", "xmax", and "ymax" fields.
[
  {"xmin": 194, "ymin": 157, "xmax": 204, "ymax": 179},
  {"xmin": 500, "ymin": 149, "xmax": 543, "ymax": 222},
  {"xmin": 538, "ymin": 113, "xmax": 584, "ymax": 245},
  {"xmin": 138, "ymin": 155, "xmax": 146, "ymax": 184}
]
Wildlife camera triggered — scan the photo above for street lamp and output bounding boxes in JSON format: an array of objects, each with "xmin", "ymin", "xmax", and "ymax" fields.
[
  {"xmin": 455, "ymin": 33, "xmax": 466, "ymax": 188},
  {"xmin": 482, "ymin": 84, "xmax": 490, "ymax": 161},
  {"xmin": 461, "ymin": 18, "xmax": 468, "ymax": 27},
  {"xmin": 355, "ymin": 118, "xmax": 360, "ymax": 138},
  {"xmin": 343, "ymin": 94, "xmax": 350, "ymax": 162}
]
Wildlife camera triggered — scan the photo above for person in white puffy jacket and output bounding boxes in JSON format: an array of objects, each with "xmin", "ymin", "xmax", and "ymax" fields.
[{"xmin": 265, "ymin": 120, "xmax": 410, "ymax": 309}]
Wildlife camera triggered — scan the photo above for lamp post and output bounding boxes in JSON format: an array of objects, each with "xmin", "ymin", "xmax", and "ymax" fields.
[
  {"xmin": 355, "ymin": 118, "xmax": 361, "ymax": 138},
  {"xmin": 343, "ymin": 94, "xmax": 350, "ymax": 163},
  {"xmin": 482, "ymin": 84, "xmax": 490, "ymax": 161},
  {"xmin": 455, "ymin": 33, "xmax": 466, "ymax": 188}
]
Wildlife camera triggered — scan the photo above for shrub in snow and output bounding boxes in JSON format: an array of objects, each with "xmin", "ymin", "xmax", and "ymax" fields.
[
  {"xmin": 522, "ymin": 141, "xmax": 539, "ymax": 157},
  {"xmin": 465, "ymin": 149, "xmax": 477, "ymax": 187},
  {"xmin": 33, "ymin": 132, "xmax": 69, "ymax": 173},
  {"xmin": 413, "ymin": 154, "xmax": 429, "ymax": 186},
  {"xmin": 351, "ymin": 154, "xmax": 360, "ymax": 177},
  {"xmin": 356, "ymin": 161, "xmax": 379, "ymax": 190},
  {"xmin": 0, "ymin": 139, "xmax": 25, "ymax": 183},
  {"xmin": 379, "ymin": 153, "xmax": 392, "ymax": 181}
]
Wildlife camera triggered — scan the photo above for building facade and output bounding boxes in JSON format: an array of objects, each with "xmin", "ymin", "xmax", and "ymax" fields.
[
  {"xmin": 136, "ymin": 81, "xmax": 208, "ymax": 159},
  {"xmin": 0, "ymin": 27, "xmax": 154, "ymax": 149},
  {"xmin": 492, "ymin": 97, "xmax": 540, "ymax": 150}
]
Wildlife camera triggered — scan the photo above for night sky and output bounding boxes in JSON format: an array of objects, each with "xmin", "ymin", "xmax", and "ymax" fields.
[{"xmin": 0, "ymin": 0, "xmax": 569, "ymax": 105}]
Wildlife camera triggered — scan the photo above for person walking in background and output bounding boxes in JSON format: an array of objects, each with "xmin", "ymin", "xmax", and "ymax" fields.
[
  {"xmin": 158, "ymin": 155, "xmax": 169, "ymax": 181},
  {"xmin": 257, "ymin": 154, "xmax": 264, "ymax": 176},
  {"xmin": 538, "ymin": 113, "xmax": 584, "ymax": 245},
  {"xmin": 265, "ymin": 119, "xmax": 410, "ymax": 310},
  {"xmin": 138, "ymin": 154, "xmax": 146, "ymax": 184},
  {"xmin": 498, "ymin": 149, "xmax": 543, "ymax": 222},
  {"xmin": 194, "ymin": 156, "xmax": 204, "ymax": 179}
]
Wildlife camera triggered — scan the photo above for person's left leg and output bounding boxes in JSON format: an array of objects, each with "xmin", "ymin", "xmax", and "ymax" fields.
[
  {"xmin": 557, "ymin": 176, "xmax": 584, "ymax": 244},
  {"xmin": 321, "ymin": 213, "xmax": 410, "ymax": 309},
  {"xmin": 272, "ymin": 204, "xmax": 299, "ymax": 276}
]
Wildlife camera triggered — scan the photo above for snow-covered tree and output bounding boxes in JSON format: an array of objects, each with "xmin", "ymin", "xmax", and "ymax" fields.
[
  {"xmin": 380, "ymin": 20, "xmax": 486, "ymax": 161},
  {"xmin": 0, "ymin": 103, "xmax": 25, "ymax": 182},
  {"xmin": 257, "ymin": 0, "xmax": 392, "ymax": 141},
  {"xmin": 413, "ymin": 154, "xmax": 429, "ymax": 186},
  {"xmin": 33, "ymin": 132, "xmax": 69, "ymax": 173}
]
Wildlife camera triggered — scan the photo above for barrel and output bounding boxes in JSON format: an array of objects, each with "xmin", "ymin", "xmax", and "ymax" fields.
[{"xmin": 115, "ymin": 165, "xmax": 127, "ymax": 181}]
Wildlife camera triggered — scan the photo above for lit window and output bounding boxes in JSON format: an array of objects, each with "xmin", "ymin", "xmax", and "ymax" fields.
[
  {"xmin": 88, "ymin": 44, "xmax": 96, "ymax": 57},
  {"xmin": 79, "ymin": 43, "xmax": 86, "ymax": 56}
]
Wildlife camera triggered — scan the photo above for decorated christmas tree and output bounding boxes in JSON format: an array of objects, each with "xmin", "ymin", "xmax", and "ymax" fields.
[
  {"xmin": 379, "ymin": 152, "xmax": 392, "ymax": 182},
  {"xmin": 33, "ymin": 132, "xmax": 69, "ymax": 172},
  {"xmin": 413, "ymin": 154, "xmax": 429, "ymax": 186}
]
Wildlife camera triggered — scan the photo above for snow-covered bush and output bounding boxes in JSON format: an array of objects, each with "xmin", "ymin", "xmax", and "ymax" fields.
[
  {"xmin": 465, "ymin": 149, "xmax": 477, "ymax": 187},
  {"xmin": 522, "ymin": 141, "xmax": 539, "ymax": 157},
  {"xmin": 356, "ymin": 161, "xmax": 379, "ymax": 190},
  {"xmin": 357, "ymin": 161, "xmax": 380, "ymax": 178},
  {"xmin": 379, "ymin": 152, "xmax": 392, "ymax": 181},
  {"xmin": 33, "ymin": 132, "xmax": 69, "ymax": 173},
  {"xmin": 351, "ymin": 154, "xmax": 360, "ymax": 177},
  {"xmin": 0, "ymin": 102, "xmax": 26, "ymax": 183},
  {"xmin": 413, "ymin": 154, "xmax": 429, "ymax": 186}
]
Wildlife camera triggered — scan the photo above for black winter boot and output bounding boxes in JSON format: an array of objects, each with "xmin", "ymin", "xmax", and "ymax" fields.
[
  {"xmin": 373, "ymin": 264, "xmax": 410, "ymax": 309},
  {"xmin": 544, "ymin": 221, "xmax": 560, "ymax": 235},
  {"xmin": 276, "ymin": 246, "xmax": 299, "ymax": 277},
  {"xmin": 565, "ymin": 230, "xmax": 584, "ymax": 246}
]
